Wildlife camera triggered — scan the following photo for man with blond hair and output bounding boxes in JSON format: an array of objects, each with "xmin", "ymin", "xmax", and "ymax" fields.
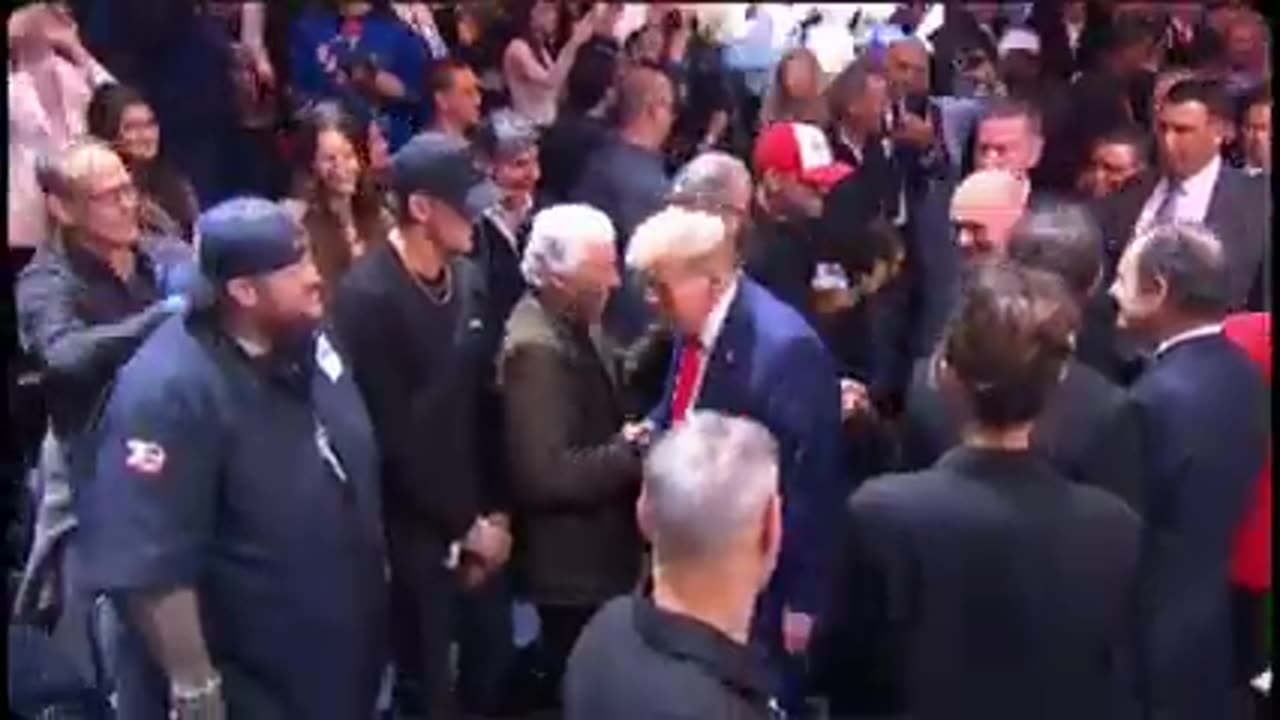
[{"xmin": 626, "ymin": 204, "xmax": 844, "ymax": 711}]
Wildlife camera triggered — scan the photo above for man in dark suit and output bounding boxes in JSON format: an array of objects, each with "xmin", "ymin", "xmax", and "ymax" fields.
[
  {"xmin": 497, "ymin": 204, "xmax": 645, "ymax": 711},
  {"xmin": 1090, "ymin": 77, "xmax": 1271, "ymax": 380},
  {"xmin": 902, "ymin": 203, "xmax": 1143, "ymax": 510},
  {"xmin": 626, "ymin": 205, "xmax": 845, "ymax": 712},
  {"xmin": 813, "ymin": 261, "xmax": 1143, "ymax": 718},
  {"xmin": 1109, "ymin": 221, "xmax": 1267, "ymax": 719}
]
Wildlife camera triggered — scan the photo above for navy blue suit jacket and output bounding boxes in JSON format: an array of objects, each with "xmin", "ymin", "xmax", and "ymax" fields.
[
  {"xmin": 1130, "ymin": 333, "xmax": 1266, "ymax": 718},
  {"xmin": 651, "ymin": 277, "xmax": 845, "ymax": 617}
]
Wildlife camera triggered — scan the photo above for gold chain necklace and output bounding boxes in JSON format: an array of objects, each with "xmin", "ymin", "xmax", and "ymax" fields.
[{"xmin": 407, "ymin": 260, "xmax": 453, "ymax": 305}]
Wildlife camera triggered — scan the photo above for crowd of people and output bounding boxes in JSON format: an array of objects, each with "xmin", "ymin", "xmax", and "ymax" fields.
[{"xmin": 5, "ymin": 1, "xmax": 1273, "ymax": 719}]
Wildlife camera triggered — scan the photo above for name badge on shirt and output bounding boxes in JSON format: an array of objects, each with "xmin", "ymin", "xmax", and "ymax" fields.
[{"xmin": 315, "ymin": 332, "xmax": 344, "ymax": 383}]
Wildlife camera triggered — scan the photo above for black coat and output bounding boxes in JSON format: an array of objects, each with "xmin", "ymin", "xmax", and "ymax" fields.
[
  {"xmin": 498, "ymin": 293, "xmax": 643, "ymax": 606},
  {"xmin": 811, "ymin": 446, "xmax": 1143, "ymax": 719},
  {"xmin": 1130, "ymin": 333, "xmax": 1267, "ymax": 719},
  {"xmin": 901, "ymin": 357, "xmax": 1144, "ymax": 511}
]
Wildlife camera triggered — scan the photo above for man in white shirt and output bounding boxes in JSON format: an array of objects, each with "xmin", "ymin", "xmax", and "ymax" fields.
[{"xmin": 1095, "ymin": 77, "xmax": 1269, "ymax": 324}]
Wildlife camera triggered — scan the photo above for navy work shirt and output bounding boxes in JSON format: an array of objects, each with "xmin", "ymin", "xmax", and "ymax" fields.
[{"xmin": 79, "ymin": 314, "xmax": 388, "ymax": 720}]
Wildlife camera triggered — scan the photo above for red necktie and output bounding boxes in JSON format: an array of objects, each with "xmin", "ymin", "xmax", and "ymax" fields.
[{"xmin": 670, "ymin": 336, "xmax": 705, "ymax": 424}]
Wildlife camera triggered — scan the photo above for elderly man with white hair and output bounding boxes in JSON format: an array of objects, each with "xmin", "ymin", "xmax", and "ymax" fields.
[
  {"xmin": 566, "ymin": 410, "xmax": 784, "ymax": 719},
  {"xmin": 626, "ymin": 204, "xmax": 844, "ymax": 711},
  {"xmin": 498, "ymin": 203, "xmax": 645, "ymax": 709},
  {"xmin": 622, "ymin": 151, "xmax": 756, "ymax": 418}
]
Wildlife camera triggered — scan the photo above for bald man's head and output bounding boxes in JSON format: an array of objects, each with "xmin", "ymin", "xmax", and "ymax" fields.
[
  {"xmin": 950, "ymin": 169, "xmax": 1030, "ymax": 262},
  {"xmin": 885, "ymin": 37, "xmax": 931, "ymax": 97},
  {"xmin": 614, "ymin": 66, "xmax": 676, "ymax": 145}
]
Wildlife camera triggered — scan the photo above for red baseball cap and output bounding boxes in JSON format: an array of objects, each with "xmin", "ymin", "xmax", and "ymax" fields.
[{"xmin": 753, "ymin": 122, "xmax": 854, "ymax": 193}]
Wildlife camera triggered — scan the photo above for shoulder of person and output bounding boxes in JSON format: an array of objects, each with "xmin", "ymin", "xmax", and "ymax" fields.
[
  {"xmin": 501, "ymin": 293, "xmax": 560, "ymax": 353},
  {"xmin": 113, "ymin": 316, "xmax": 220, "ymax": 410},
  {"xmin": 279, "ymin": 197, "xmax": 308, "ymax": 221}
]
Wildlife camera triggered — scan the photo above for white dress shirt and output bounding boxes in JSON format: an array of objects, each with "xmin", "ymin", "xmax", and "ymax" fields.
[
  {"xmin": 1135, "ymin": 154, "xmax": 1222, "ymax": 237},
  {"xmin": 1155, "ymin": 322, "xmax": 1223, "ymax": 358}
]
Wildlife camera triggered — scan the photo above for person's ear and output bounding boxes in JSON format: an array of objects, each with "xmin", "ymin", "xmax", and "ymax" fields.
[
  {"xmin": 1028, "ymin": 135, "xmax": 1044, "ymax": 169},
  {"xmin": 225, "ymin": 277, "xmax": 259, "ymax": 309},
  {"xmin": 635, "ymin": 489, "xmax": 654, "ymax": 543},
  {"xmin": 46, "ymin": 194, "xmax": 74, "ymax": 227},
  {"xmin": 1149, "ymin": 273, "xmax": 1171, "ymax": 310},
  {"xmin": 407, "ymin": 193, "xmax": 433, "ymax": 225},
  {"xmin": 758, "ymin": 491, "xmax": 783, "ymax": 584}
]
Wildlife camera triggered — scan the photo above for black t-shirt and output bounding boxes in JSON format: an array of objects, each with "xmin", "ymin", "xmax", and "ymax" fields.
[{"xmin": 332, "ymin": 241, "xmax": 501, "ymax": 544}]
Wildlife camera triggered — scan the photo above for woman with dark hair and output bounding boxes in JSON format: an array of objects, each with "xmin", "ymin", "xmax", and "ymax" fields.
[
  {"xmin": 86, "ymin": 82, "xmax": 199, "ymax": 239},
  {"xmin": 284, "ymin": 99, "xmax": 391, "ymax": 293},
  {"xmin": 812, "ymin": 261, "xmax": 1143, "ymax": 718},
  {"xmin": 502, "ymin": 0, "xmax": 596, "ymax": 126}
]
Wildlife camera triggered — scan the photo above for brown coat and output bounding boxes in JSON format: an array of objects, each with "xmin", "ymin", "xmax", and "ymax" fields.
[{"xmin": 498, "ymin": 292, "xmax": 643, "ymax": 606}]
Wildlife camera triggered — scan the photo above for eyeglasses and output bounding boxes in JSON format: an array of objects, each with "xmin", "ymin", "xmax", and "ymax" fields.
[{"xmin": 85, "ymin": 181, "xmax": 139, "ymax": 205}]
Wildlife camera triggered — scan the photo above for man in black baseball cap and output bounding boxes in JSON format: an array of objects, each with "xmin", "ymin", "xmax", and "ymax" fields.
[
  {"xmin": 83, "ymin": 196, "xmax": 389, "ymax": 719},
  {"xmin": 332, "ymin": 133, "xmax": 515, "ymax": 718}
]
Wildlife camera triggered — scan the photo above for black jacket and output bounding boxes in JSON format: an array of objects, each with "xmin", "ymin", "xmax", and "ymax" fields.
[
  {"xmin": 15, "ymin": 235, "xmax": 191, "ymax": 439},
  {"xmin": 811, "ymin": 446, "xmax": 1143, "ymax": 719},
  {"xmin": 901, "ymin": 357, "xmax": 1144, "ymax": 511},
  {"xmin": 566, "ymin": 595, "xmax": 778, "ymax": 720},
  {"xmin": 498, "ymin": 293, "xmax": 643, "ymax": 605}
]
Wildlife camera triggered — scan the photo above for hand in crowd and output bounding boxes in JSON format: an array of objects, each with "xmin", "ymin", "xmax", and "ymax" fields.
[
  {"xmin": 892, "ymin": 112, "xmax": 935, "ymax": 150},
  {"xmin": 569, "ymin": 11, "xmax": 597, "ymax": 49},
  {"xmin": 621, "ymin": 420, "xmax": 657, "ymax": 449},
  {"xmin": 839, "ymin": 378, "xmax": 873, "ymax": 421},
  {"xmin": 462, "ymin": 514, "xmax": 512, "ymax": 585},
  {"xmin": 782, "ymin": 609, "xmax": 814, "ymax": 655}
]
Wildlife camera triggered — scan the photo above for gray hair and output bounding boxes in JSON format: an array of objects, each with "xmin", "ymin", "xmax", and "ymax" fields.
[
  {"xmin": 520, "ymin": 204, "xmax": 616, "ymax": 289},
  {"xmin": 669, "ymin": 152, "xmax": 752, "ymax": 213},
  {"xmin": 38, "ymin": 137, "xmax": 122, "ymax": 199},
  {"xmin": 474, "ymin": 108, "xmax": 540, "ymax": 162},
  {"xmin": 1008, "ymin": 203, "xmax": 1104, "ymax": 303},
  {"xmin": 1132, "ymin": 222, "xmax": 1231, "ymax": 316},
  {"xmin": 642, "ymin": 411, "xmax": 779, "ymax": 562}
]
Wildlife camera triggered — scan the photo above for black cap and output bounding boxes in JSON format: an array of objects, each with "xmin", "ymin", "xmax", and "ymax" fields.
[
  {"xmin": 390, "ymin": 132, "xmax": 499, "ymax": 222},
  {"xmin": 196, "ymin": 197, "xmax": 305, "ymax": 281}
]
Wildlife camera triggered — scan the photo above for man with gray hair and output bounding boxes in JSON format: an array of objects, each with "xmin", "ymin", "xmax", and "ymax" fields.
[
  {"xmin": 1111, "ymin": 222, "xmax": 1268, "ymax": 718},
  {"xmin": 627, "ymin": 205, "xmax": 845, "ymax": 712},
  {"xmin": 565, "ymin": 411, "xmax": 783, "ymax": 720},
  {"xmin": 14, "ymin": 138, "xmax": 194, "ymax": 671},
  {"xmin": 499, "ymin": 204, "xmax": 644, "ymax": 709},
  {"xmin": 473, "ymin": 108, "xmax": 543, "ymax": 331},
  {"xmin": 668, "ymin": 150, "xmax": 754, "ymax": 248}
]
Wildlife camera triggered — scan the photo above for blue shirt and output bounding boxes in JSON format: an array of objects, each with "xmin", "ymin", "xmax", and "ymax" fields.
[
  {"xmin": 570, "ymin": 136, "xmax": 671, "ymax": 343},
  {"xmin": 80, "ymin": 315, "xmax": 387, "ymax": 719},
  {"xmin": 290, "ymin": 10, "xmax": 428, "ymax": 151}
]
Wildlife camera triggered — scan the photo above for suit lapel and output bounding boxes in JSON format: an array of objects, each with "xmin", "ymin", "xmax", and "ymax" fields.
[
  {"xmin": 695, "ymin": 284, "xmax": 749, "ymax": 413},
  {"xmin": 1204, "ymin": 165, "xmax": 1237, "ymax": 236}
]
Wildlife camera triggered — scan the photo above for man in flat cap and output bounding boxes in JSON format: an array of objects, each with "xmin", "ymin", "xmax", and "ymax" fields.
[{"xmin": 80, "ymin": 197, "xmax": 389, "ymax": 720}]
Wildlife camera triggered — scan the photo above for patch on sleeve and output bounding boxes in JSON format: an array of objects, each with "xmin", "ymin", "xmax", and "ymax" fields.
[
  {"xmin": 125, "ymin": 439, "xmax": 167, "ymax": 476},
  {"xmin": 315, "ymin": 332, "xmax": 344, "ymax": 383}
]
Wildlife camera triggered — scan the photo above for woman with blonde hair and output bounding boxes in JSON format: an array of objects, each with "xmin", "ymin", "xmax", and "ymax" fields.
[{"xmin": 758, "ymin": 47, "xmax": 827, "ymax": 127}]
